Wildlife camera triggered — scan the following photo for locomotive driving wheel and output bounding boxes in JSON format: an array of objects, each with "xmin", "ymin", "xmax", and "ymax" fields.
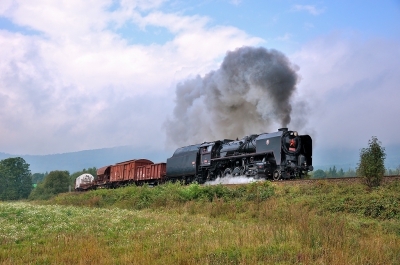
[
  {"xmin": 223, "ymin": 168, "xmax": 232, "ymax": 176},
  {"xmin": 212, "ymin": 169, "xmax": 223, "ymax": 179},
  {"xmin": 232, "ymin": 166, "xmax": 245, "ymax": 176},
  {"xmin": 273, "ymin": 169, "xmax": 281, "ymax": 181}
]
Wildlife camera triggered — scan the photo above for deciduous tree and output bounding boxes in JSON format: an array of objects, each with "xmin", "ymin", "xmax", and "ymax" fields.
[
  {"xmin": 313, "ymin": 169, "xmax": 327, "ymax": 179},
  {"xmin": 0, "ymin": 157, "xmax": 32, "ymax": 200},
  {"xmin": 357, "ymin": 136, "xmax": 386, "ymax": 187},
  {"xmin": 29, "ymin": 170, "xmax": 70, "ymax": 200}
]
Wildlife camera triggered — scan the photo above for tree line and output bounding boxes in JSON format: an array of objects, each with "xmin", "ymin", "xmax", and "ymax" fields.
[
  {"xmin": 312, "ymin": 166, "xmax": 356, "ymax": 179},
  {"xmin": 312, "ymin": 166, "xmax": 399, "ymax": 179}
]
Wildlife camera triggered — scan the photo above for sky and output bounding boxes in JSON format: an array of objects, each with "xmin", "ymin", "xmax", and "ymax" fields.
[{"xmin": 0, "ymin": 0, "xmax": 399, "ymax": 166}]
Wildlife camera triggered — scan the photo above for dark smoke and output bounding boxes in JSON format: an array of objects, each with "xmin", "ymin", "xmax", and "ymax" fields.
[{"xmin": 164, "ymin": 46, "xmax": 300, "ymax": 147}]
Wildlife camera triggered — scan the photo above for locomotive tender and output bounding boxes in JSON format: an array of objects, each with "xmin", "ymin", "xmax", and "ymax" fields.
[
  {"xmin": 75, "ymin": 128, "xmax": 313, "ymax": 190},
  {"xmin": 166, "ymin": 128, "xmax": 313, "ymax": 183}
]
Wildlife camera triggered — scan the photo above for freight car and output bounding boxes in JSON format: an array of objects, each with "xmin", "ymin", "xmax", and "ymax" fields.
[
  {"xmin": 74, "ymin": 173, "xmax": 95, "ymax": 191},
  {"xmin": 75, "ymin": 128, "xmax": 313, "ymax": 190},
  {"xmin": 96, "ymin": 159, "xmax": 166, "ymax": 188},
  {"xmin": 75, "ymin": 159, "xmax": 166, "ymax": 190}
]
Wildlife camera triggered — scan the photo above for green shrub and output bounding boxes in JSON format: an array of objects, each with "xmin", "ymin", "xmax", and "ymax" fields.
[
  {"xmin": 29, "ymin": 171, "xmax": 70, "ymax": 200},
  {"xmin": 357, "ymin": 136, "xmax": 386, "ymax": 187}
]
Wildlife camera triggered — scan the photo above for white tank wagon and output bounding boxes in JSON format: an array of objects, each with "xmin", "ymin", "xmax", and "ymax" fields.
[{"xmin": 74, "ymin": 174, "xmax": 95, "ymax": 191}]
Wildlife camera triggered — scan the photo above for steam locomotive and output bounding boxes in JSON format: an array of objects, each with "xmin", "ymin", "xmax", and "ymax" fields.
[
  {"xmin": 167, "ymin": 128, "xmax": 313, "ymax": 184},
  {"xmin": 75, "ymin": 128, "xmax": 313, "ymax": 190}
]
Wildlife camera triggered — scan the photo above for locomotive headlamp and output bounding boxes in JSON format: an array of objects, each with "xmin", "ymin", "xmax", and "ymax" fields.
[{"xmin": 294, "ymin": 131, "xmax": 298, "ymax": 136}]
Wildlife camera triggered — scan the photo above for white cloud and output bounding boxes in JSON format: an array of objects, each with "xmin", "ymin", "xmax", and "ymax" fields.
[
  {"xmin": 136, "ymin": 11, "xmax": 210, "ymax": 33},
  {"xmin": 275, "ymin": 33, "xmax": 291, "ymax": 41},
  {"xmin": 292, "ymin": 4, "xmax": 325, "ymax": 15},
  {"xmin": 229, "ymin": 0, "xmax": 242, "ymax": 6},
  {"xmin": 291, "ymin": 33, "xmax": 400, "ymax": 149},
  {"xmin": 0, "ymin": 0, "xmax": 264, "ymax": 155}
]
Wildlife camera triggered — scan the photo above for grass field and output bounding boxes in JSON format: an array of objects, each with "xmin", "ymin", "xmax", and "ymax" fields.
[{"xmin": 1, "ymin": 181, "xmax": 399, "ymax": 264}]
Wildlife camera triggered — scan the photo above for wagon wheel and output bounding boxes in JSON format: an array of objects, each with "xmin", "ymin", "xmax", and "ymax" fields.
[
  {"xmin": 297, "ymin": 171, "xmax": 303, "ymax": 179},
  {"xmin": 214, "ymin": 169, "xmax": 223, "ymax": 179},
  {"xmin": 223, "ymin": 168, "xmax": 232, "ymax": 177},
  {"xmin": 232, "ymin": 166, "xmax": 245, "ymax": 176},
  {"xmin": 273, "ymin": 169, "xmax": 281, "ymax": 181}
]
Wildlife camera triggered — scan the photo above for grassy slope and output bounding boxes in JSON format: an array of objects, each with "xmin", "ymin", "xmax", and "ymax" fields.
[{"xmin": 1, "ymin": 181, "xmax": 399, "ymax": 264}]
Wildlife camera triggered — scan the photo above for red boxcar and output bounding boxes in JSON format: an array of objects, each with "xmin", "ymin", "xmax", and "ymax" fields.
[
  {"xmin": 110, "ymin": 159, "xmax": 154, "ymax": 182},
  {"xmin": 136, "ymin": 163, "xmax": 166, "ymax": 182},
  {"xmin": 94, "ymin": 159, "xmax": 166, "ymax": 188},
  {"xmin": 97, "ymin": 165, "xmax": 112, "ymax": 185}
]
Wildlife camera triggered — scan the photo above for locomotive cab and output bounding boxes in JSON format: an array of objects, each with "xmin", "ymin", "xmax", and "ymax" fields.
[{"xmin": 200, "ymin": 144, "xmax": 213, "ymax": 167}]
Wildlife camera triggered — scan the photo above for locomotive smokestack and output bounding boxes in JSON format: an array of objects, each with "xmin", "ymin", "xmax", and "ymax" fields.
[{"xmin": 164, "ymin": 46, "xmax": 300, "ymax": 147}]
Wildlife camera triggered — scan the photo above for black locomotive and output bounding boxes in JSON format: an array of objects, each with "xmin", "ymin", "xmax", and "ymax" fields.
[{"xmin": 166, "ymin": 128, "xmax": 313, "ymax": 183}]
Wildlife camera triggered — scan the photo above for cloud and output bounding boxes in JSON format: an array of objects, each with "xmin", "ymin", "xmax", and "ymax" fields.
[
  {"xmin": 275, "ymin": 33, "xmax": 292, "ymax": 41},
  {"xmin": 229, "ymin": 0, "xmax": 242, "ymax": 6},
  {"xmin": 0, "ymin": 0, "xmax": 263, "ymax": 155},
  {"xmin": 292, "ymin": 5, "xmax": 325, "ymax": 15},
  {"xmin": 291, "ymin": 33, "xmax": 400, "ymax": 150}
]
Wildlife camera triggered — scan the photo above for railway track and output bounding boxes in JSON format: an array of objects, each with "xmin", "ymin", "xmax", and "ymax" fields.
[
  {"xmin": 219, "ymin": 175, "xmax": 400, "ymax": 187},
  {"xmin": 270, "ymin": 175, "xmax": 400, "ymax": 185}
]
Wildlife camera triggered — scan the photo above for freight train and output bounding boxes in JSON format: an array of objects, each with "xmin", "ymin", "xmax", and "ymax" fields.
[{"xmin": 75, "ymin": 128, "xmax": 313, "ymax": 190}]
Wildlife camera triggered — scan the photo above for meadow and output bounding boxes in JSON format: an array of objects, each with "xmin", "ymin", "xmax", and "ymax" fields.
[{"xmin": 1, "ymin": 180, "xmax": 399, "ymax": 264}]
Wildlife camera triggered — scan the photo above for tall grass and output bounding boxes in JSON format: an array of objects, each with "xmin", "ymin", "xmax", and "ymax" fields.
[{"xmin": 1, "ymin": 180, "xmax": 399, "ymax": 264}]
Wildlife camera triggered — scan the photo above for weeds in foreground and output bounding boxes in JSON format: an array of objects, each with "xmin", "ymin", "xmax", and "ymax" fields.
[{"xmin": 1, "ymin": 180, "xmax": 399, "ymax": 264}]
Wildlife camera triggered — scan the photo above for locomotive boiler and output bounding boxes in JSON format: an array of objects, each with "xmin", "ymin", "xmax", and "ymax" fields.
[{"xmin": 166, "ymin": 128, "xmax": 313, "ymax": 183}]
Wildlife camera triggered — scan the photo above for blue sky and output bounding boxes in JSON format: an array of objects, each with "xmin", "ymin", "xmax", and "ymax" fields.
[
  {"xmin": 114, "ymin": 1, "xmax": 400, "ymax": 48},
  {"xmin": 0, "ymin": 0, "xmax": 399, "ymax": 168}
]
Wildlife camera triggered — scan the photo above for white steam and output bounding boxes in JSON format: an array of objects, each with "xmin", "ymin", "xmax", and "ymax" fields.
[{"xmin": 204, "ymin": 175, "xmax": 264, "ymax": 185}]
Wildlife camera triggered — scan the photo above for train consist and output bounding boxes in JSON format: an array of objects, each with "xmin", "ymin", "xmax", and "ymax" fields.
[{"xmin": 75, "ymin": 128, "xmax": 313, "ymax": 190}]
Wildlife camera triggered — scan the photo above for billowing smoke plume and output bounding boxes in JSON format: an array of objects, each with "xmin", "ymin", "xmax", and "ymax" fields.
[{"xmin": 164, "ymin": 46, "xmax": 300, "ymax": 147}]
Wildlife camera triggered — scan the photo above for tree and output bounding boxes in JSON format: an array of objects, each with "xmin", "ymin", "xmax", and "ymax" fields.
[
  {"xmin": 32, "ymin": 172, "xmax": 48, "ymax": 184},
  {"xmin": 0, "ymin": 157, "xmax": 32, "ymax": 200},
  {"xmin": 344, "ymin": 168, "xmax": 357, "ymax": 177},
  {"xmin": 386, "ymin": 165, "xmax": 400, "ymax": 176},
  {"xmin": 312, "ymin": 169, "xmax": 327, "ymax": 179},
  {"xmin": 328, "ymin": 166, "xmax": 337, "ymax": 178},
  {"xmin": 356, "ymin": 136, "xmax": 386, "ymax": 188},
  {"xmin": 29, "ymin": 170, "xmax": 70, "ymax": 200}
]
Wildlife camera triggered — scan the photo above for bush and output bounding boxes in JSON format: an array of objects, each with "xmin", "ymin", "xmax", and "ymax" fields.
[
  {"xmin": 312, "ymin": 169, "xmax": 327, "ymax": 179},
  {"xmin": 29, "ymin": 170, "xmax": 70, "ymax": 200},
  {"xmin": 356, "ymin": 136, "xmax": 386, "ymax": 188}
]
